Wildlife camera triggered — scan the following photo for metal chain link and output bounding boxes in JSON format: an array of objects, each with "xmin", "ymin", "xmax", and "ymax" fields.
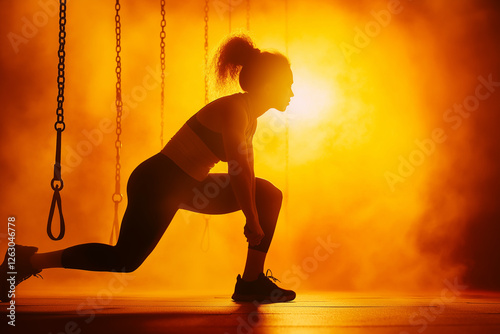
[
  {"xmin": 160, "ymin": 0, "xmax": 166, "ymax": 148},
  {"xmin": 47, "ymin": 0, "xmax": 67, "ymax": 241},
  {"xmin": 204, "ymin": 0, "xmax": 209, "ymax": 105},
  {"xmin": 55, "ymin": 0, "xmax": 66, "ymax": 133},
  {"xmin": 113, "ymin": 0, "xmax": 123, "ymax": 205},
  {"xmin": 54, "ymin": 0, "xmax": 67, "ymax": 185},
  {"xmin": 110, "ymin": 0, "xmax": 123, "ymax": 244}
]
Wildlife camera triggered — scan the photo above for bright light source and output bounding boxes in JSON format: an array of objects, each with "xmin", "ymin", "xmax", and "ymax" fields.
[{"xmin": 287, "ymin": 72, "xmax": 337, "ymax": 125}]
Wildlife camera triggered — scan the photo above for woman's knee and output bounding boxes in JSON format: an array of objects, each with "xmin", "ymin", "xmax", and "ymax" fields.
[
  {"xmin": 115, "ymin": 257, "xmax": 144, "ymax": 273},
  {"xmin": 121, "ymin": 261, "xmax": 142, "ymax": 273},
  {"xmin": 112, "ymin": 246, "xmax": 146, "ymax": 273},
  {"xmin": 256, "ymin": 178, "xmax": 283, "ymax": 206}
]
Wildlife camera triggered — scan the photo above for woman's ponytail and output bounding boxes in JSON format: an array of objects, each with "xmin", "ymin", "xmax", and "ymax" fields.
[{"xmin": 214, "ymin": 35, "xmax": 260, "ymax": 89}]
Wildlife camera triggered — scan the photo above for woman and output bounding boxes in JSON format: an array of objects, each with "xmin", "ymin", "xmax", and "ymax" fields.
[{"xmin": 1, "ymin": 35, "xmax": 295, "ymax": 303}]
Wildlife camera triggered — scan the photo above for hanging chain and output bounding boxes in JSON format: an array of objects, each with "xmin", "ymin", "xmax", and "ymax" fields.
[
  {"xmin": 55, "ymin": 0, "xmax": 66, "ymax": 134},
  {"xmin": 204, "ymin": 0, "xmax": 209, "ymax": 105},
  {"xmin": 110, "ymin": 0, "xmax": 123, "ymax": 244},
  {"xmin": 47, "ymin": 0, "xmax": 67, "ymax": 241},
  {"xmin": 160, "ymin": 0, "xmax": 166, "ymax": 148},
  {"xmin": 113, "ymin": 0, "xmax": 123, "ymax": 203}
]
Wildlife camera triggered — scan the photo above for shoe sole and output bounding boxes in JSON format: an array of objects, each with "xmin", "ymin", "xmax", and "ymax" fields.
[{"xmin": 231, "ymin": 293, "xmax": 296, "ymax": 303}]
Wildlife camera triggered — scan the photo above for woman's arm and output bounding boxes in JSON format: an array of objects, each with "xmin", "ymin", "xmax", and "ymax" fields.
[
  {"xmin": 247, "ymin": 139, "xmax": 256, "ymax": 212},
  {"xmin": 222, "ymin": 104, "xmax": 264, "ymax": 247}
]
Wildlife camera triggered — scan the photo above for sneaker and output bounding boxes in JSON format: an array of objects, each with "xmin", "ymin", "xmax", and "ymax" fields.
[
  {"xmin": 231, "ymin": 269, "xmax": 296, "ymax": 303},
  {"xmin": 0, "ymin": 245, "xmax": 42, "ymax": 302}
]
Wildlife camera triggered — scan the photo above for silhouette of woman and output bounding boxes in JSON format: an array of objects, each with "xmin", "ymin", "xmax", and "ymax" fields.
[{"xmin": 1, "ymin": 35, "xmax": 295, "ymax": 303}]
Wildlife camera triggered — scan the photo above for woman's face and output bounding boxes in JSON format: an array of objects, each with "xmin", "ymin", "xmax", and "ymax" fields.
[
  {"xmin": 269, "ymin": 66, "xmax": 294, "ymax": 112},
  {"xmin": 253, "ymin": 65, "xmax": 294, "ymax": 112}
]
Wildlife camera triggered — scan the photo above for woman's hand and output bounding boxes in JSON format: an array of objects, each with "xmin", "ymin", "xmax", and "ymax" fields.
[{"xmin": 244, "ymin": 218, "xmax": 265, "ymax": 247}]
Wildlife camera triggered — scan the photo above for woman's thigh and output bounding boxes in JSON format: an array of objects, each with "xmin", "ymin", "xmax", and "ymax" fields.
[
  {"xmin": 180, "ymin": 173, "xmax": 281, "ymax": 215},
  {"xmin": 180, "ymin": 173, "xmax": 240, "ymax": 214},
  {"xmin": 115, "ymin": 199, "xmax": 178, "ymax": 264},
  {"xmin": 115, "ymin": 154, "xmax": 192, "ymax": 256}
]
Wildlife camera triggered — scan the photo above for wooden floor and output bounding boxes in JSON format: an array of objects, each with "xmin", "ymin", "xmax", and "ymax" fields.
[{"xmin": 3, "ymin": 292, "xmax": 500, "ymax": 333}]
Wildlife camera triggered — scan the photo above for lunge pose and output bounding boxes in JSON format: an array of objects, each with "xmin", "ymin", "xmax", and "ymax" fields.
[{"xmin": 1, "ymin": 35, "xmax": 295, "ymax": 303}]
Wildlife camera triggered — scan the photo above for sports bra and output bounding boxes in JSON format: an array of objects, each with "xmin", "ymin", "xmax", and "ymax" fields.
[
  {"xmin": 186, "ymin": 114, "xmax": 226, "ymax": 161},
  {"xmin": 161, "ymin": 93, "xmax": 256, "ymax": 181}
]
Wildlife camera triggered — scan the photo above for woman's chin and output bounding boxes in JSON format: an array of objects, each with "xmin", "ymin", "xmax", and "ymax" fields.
[{"xmin": 275, "ymin": 102, "xmax": 290, "ymax": 112}]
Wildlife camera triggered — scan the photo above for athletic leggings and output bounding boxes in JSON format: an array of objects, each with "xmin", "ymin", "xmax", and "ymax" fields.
[{"xmin": 61, "ymin": 153, "xmax": 282, "ymax": 272}]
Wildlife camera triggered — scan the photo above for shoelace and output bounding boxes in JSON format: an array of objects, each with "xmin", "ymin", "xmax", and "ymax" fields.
[
  {"xmin": 265, "ymin": 269, "xmax": 281, "ymax": 283},
  {"xmin": 17, "ymin": 272, "xmax": 43, "ymax": 285}
]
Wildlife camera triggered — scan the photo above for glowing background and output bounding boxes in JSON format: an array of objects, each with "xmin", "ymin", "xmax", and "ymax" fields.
[{"xmin": 0, "ymin": 0, "xmax": 499, "ymax": 297}]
